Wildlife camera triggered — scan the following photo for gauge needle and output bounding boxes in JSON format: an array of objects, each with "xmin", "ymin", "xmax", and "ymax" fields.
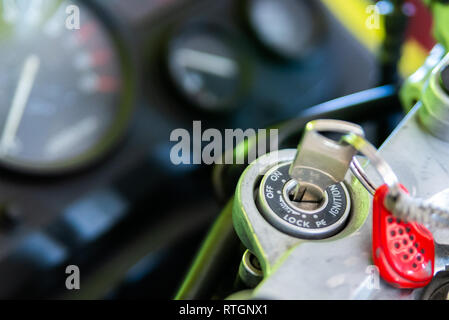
[
  {"xmin": 0, "ymin": 54, "xmax": 40, "ymax": 155},
  {"xmin": 175, "ymin": 49, "xmax": 238, "ymax": 78}
]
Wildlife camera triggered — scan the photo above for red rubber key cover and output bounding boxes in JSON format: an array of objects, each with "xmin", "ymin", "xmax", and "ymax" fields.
[{"xmin": 373, "ymin": 184, "xmax": 434, "ymax": 288}]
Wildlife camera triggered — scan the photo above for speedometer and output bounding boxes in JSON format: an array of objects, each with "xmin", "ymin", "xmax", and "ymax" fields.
[{"xmin": 0, "ymin": 0, "xmax": 134, "ymax": 173}]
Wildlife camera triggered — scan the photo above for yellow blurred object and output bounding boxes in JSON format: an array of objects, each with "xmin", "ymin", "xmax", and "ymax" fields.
[
  {"xmin": 322, "ymin": 0, "xmax": 385, "ymax": 51},
  {"xmin": 321, "ymin": 0, "xmax": 428, "ymax": 76},
  {"xmin": 399, "ymin": 38, "xmax": 429, "ymax": 76}
]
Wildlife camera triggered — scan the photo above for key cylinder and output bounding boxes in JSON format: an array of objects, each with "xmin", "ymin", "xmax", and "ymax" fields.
[
  {"xmin": 234, "ymin": 120, "xmax": 363, "ymax": 242},
  {"xmin": 257, "ymin": 162, "xmax": 351, "ymax": 239}
]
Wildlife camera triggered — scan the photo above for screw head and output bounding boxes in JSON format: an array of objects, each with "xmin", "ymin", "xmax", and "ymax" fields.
[{"xmin": 440, "ymin": 64, "xmax": 449, "ymax": 95}]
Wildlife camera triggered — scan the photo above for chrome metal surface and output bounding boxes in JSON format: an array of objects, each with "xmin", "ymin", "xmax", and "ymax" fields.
[
  {"xmin": 239, "ymin": 250, "xmax": 263, "ymax": 288},
  {"xmin": 419, "ymin": 52, "xmax": 449, "ymax": 142}
]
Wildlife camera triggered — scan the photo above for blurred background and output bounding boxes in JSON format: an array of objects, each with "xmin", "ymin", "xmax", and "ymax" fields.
[{"xmin": 0, "ymin": 0, "xmax": 436, "ymax": 299}]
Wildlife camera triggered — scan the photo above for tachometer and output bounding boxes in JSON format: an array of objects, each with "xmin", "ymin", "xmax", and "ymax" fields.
[{"xmin": 0, "ymin": 0, "xmax": 134, "ymax": 173}]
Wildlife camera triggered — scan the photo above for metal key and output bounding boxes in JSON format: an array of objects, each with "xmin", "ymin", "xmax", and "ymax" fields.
[{"xmin": 289, "ymin": 119, "xmax": 365, "ymax": 202}]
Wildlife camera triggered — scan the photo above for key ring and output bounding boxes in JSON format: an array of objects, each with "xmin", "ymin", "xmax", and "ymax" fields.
[
  {"xmin": 350, "ymin": 157, "xmax": 376, "ymax": 196},
  {"xmin": 342, "ymin": 133, "xmax": 401, "ymax": 198},
  {"xmin": 343, "ymin": 133, "xmax": 449, "ymax": 228}
]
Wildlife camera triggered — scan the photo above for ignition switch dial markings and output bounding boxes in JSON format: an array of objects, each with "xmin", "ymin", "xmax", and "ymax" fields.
[{"xmin": 257, "ymin": 162, "xmax": 351, "ymax": 239}]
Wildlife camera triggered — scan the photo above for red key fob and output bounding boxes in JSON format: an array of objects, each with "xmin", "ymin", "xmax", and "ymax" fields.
[{"xmin": 373, "ymin": 184, "xmax": 435, "ymax": 288}]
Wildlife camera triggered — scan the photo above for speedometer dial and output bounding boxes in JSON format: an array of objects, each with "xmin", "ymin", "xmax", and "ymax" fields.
[
  {"xmin": 0, "ymin": 0, "xmax": 134, "ymax": 173},
  {"xmin": 167, "ymin": 26, "xmax": 247, "ymax": 112}
]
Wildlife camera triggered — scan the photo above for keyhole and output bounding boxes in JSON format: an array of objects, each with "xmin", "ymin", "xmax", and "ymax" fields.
[{"xmin": 286, "ymin": 181, "xmax": 326, "ymax": 212}]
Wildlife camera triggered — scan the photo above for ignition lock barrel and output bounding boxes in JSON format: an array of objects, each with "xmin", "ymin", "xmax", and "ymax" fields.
[{"xmin": 257, "ymin": 162, "xmax": 351, "ymax": 239}]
